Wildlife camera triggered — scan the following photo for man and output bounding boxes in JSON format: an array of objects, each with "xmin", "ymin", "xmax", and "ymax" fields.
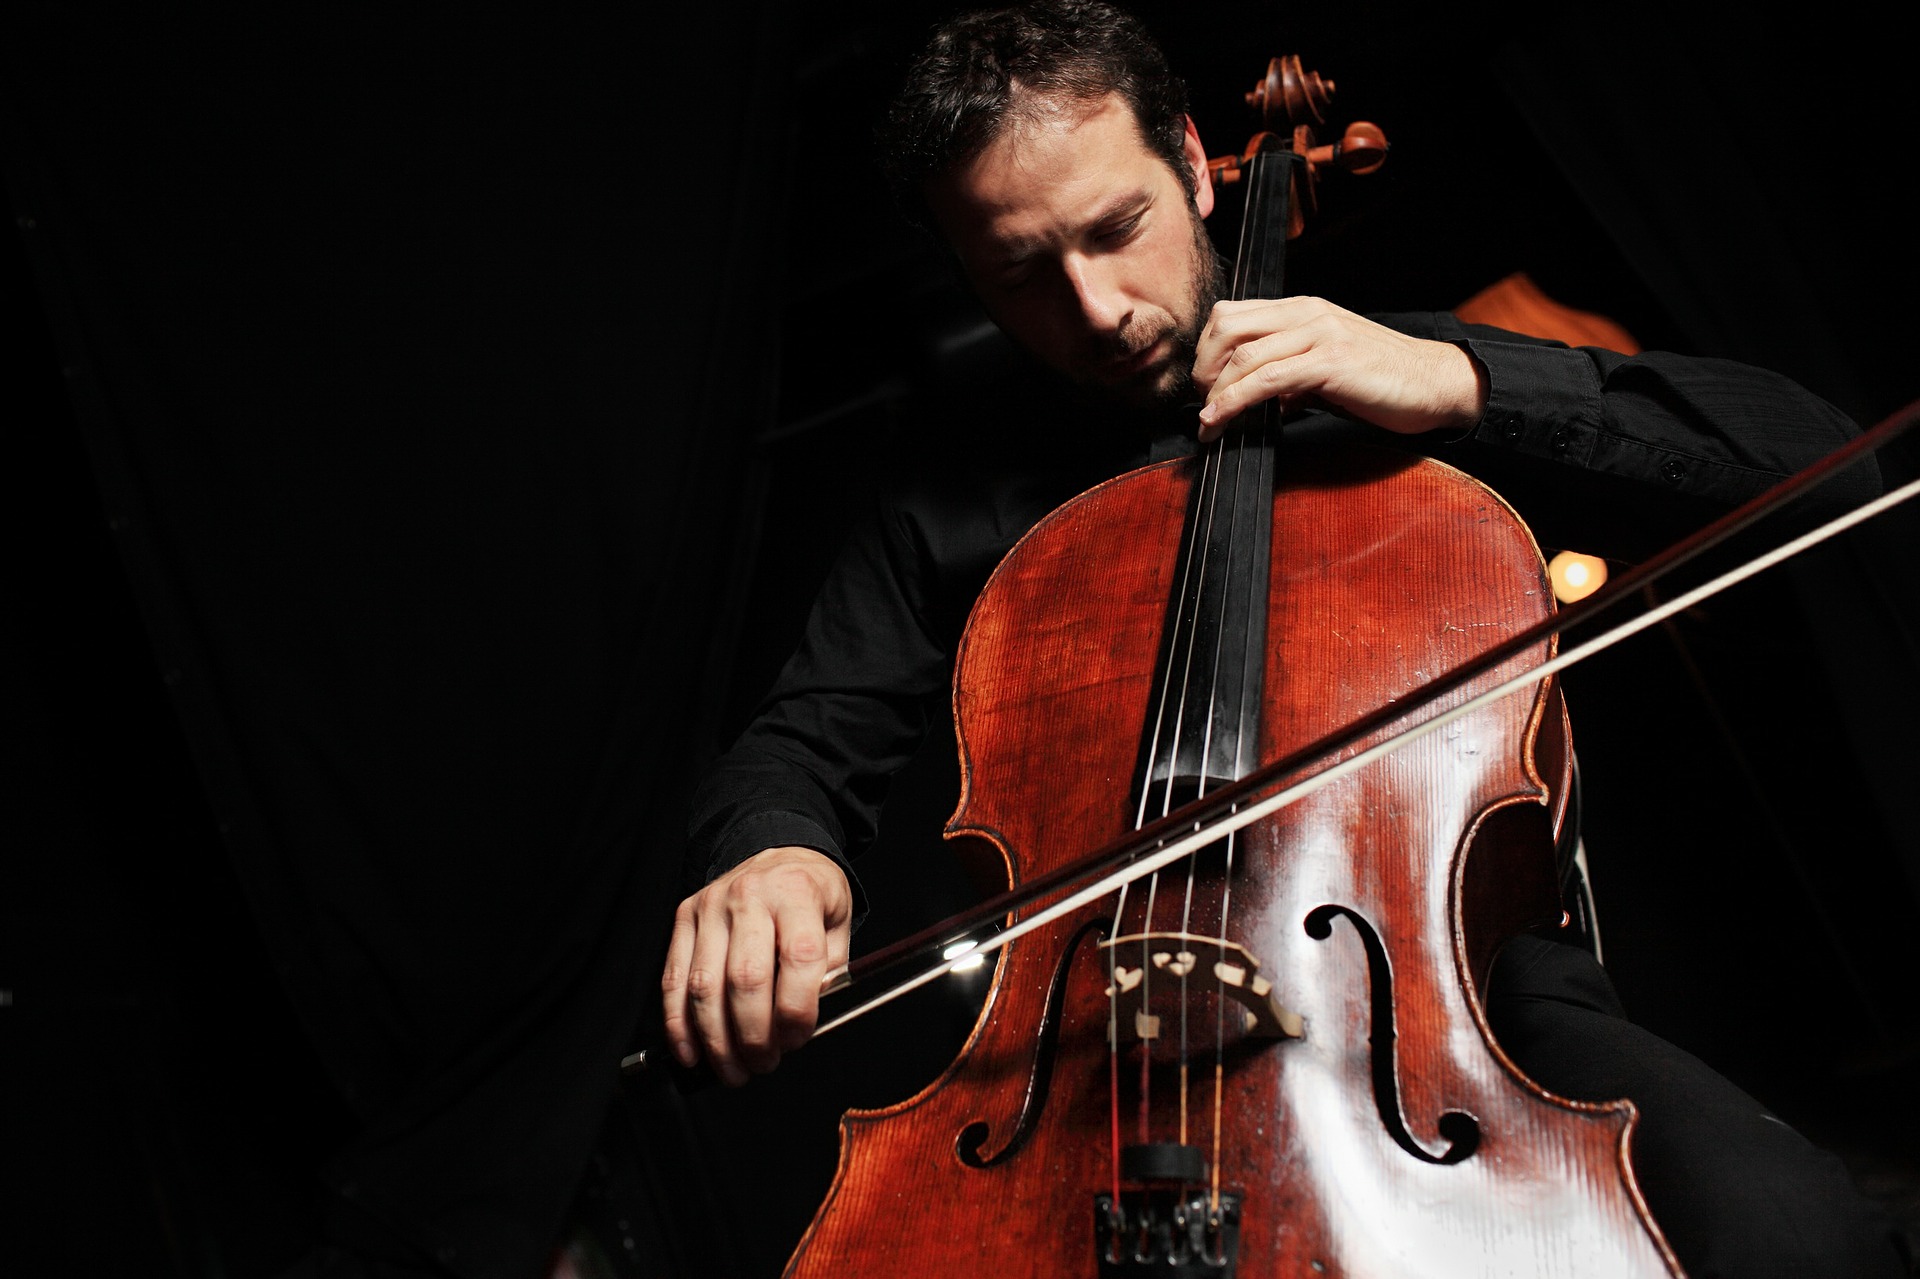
[{"xmin": 661, "ymin": 2, "xmax": 1906, "ymax": 1274}]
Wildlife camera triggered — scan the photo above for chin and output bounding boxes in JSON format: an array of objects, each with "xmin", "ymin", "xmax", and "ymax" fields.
[
  {"xmin": 1130, "ymin": 361, "xmax": 1194, "ymax": 410},
  {"xmin": 1075, "ymin": 364, "xmax": 1174, "ymax": 410}
]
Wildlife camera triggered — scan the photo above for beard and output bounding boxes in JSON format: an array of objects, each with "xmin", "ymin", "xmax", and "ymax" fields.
[{"xmin": 1090, "ymin": 202, "xmax": 1228, "ymax": 412}]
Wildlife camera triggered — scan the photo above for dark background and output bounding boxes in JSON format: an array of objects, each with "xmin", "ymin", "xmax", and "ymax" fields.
[{"xmin": 5, "ymin": 2, "xmax": 1917, "ymax": 1277}]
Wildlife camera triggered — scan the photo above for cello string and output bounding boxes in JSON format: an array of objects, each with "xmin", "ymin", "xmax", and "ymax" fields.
[
  {"xmin": 1210, "ymin": 410, "xmax": 1273, "ymax": 1201},
  {"xmin": 1117, "ymin": 345, "xmax": 1234, "ymax": 1169},
  {"xmin": 1182, "ymin": 417, "xmax": 1263, "ymax": 1157},
  {"xmin": 1138, "ymin": 861, "xmax": 1161, "ymax": 1142},
  {"xmin": 1133, "ymin": 420, "xmax": 1224, "ymax": 830},
  {"xmin": 1126, "ymin": 429, "xmax": 1228, "ymax": 1139},
  {"xmin": 1105, "ymin": 878, "xmax": 1130, "ymax": 1191},
  {"xmin": 1176, "ymin": 426, "xmax": 1239, "ymax": 1145},
  {"xmin": 1178, "ymin": 877, "xmax": 1193, "ymax": 1148},
  {"xmin": 1133, "ymin": 449, "xmax": 1211, "ymax": 1145},
  {"xmin": 1130, "ymin": 331, "xmax": 1255, "ymax": 1151},
  {"xmin": 793, "ymin": 468, "xmax": 1920, "ymax": 1042},
  {"xmin": 1189, "ymin": 137, "xmax": 1280, "ymax": 1191}
]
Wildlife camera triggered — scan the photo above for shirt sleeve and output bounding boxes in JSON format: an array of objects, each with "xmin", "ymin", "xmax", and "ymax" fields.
[
  {"xmin": 1380, "ymin": 312, "xmax": 1882, "ymax": 562},
  {"xmin": 683, "ymin": 495, "xmax": 953, "ymax": 923}
]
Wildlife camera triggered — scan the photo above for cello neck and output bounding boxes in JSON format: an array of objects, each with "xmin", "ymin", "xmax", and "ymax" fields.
[
  {"xmin": 1131, "ymin": 139, "xmax": 1293, "ymax": 813},
  {"xmin": 1228, "ymin": 134, "xmax": 1298, "ymax": 303}
]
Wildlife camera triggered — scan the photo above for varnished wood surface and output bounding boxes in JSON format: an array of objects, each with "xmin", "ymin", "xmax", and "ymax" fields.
[{"xmin": 783, "ymin": 441, "xmax": 1682, "ymax": 1277}]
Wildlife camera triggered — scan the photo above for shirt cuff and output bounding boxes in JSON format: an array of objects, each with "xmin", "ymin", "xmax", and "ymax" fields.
[{"xmin": 1456, "ymin": 338, "xmax": 1605, "ymax": 465}]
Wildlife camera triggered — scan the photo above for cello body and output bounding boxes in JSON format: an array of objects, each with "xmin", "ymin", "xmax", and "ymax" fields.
[{"xmin": 782, "ymin": 437, "xmax": 1682, "ymax": 1277}]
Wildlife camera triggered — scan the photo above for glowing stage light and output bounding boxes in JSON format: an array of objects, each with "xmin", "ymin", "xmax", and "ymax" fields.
[{"xmin": 1548, "ymin": 550, "xmax": 1608, "ymax": 603}]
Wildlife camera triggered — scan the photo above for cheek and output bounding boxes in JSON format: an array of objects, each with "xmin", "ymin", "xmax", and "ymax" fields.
[{"xmin": 1147, "ymin": 237, "xmax": 1201, "ymax": 316}]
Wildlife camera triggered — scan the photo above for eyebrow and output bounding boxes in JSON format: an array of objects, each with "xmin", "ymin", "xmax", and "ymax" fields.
[{"xmin": 994, "ymin": 188, "xmax": 1155, "ymax": 265}]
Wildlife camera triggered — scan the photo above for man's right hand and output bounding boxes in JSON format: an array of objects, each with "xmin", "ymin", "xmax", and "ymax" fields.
[{"xmin": 660, "ymin": 845, "xmax": 853, "ymax": 1087}]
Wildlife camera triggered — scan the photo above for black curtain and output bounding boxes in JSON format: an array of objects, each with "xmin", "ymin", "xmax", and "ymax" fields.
[{"xmin": 4, "ymin": 7, "xmax": 787, "ymax": 1277}]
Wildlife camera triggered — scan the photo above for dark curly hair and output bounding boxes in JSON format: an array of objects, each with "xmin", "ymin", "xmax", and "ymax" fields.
[{"xmin": 879, "ymin": 0, "xmax": 1192, "ymax": 231}]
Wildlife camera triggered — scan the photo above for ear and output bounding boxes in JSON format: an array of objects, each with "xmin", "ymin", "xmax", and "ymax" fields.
[{"xmin": 1182, "ymin": 115, "xmax": 1215, "ymax": 219}]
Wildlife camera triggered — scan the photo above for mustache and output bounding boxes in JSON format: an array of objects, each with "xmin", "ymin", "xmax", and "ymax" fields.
[{"xmin": 1093, "ymin": 320, "xmax": 1174, "ymax": 362}]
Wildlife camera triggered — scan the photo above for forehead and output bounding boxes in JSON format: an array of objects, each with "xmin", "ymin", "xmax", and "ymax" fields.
[{"xmin": 929, "ymin": 92, "xmax": 1170, "ymax": 257}]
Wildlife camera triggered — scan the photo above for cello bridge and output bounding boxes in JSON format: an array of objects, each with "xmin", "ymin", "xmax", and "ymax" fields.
[{"xmin": 1101, "ymin": 932, "xmax": 1304, "ymax": 1046}]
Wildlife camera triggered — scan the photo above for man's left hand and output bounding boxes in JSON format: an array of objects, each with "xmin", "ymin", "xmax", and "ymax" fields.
[{"xmin": 1192, "ymin": 297, "xmax": 1488, "ymax": 441}]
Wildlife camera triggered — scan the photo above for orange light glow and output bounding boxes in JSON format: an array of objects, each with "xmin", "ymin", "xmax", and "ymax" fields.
[{"xmin": 1548, "ymin": 550, "xmax": 1608, "ymax": 603}]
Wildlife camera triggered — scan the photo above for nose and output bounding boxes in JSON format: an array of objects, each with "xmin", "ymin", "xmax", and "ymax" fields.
[{"xmin": 1061, "ymin": 252, "xmax": 1130, "ymax": 336}]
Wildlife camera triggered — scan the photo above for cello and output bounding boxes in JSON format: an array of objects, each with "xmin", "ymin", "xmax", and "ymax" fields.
[{"xmin": 771, "ymin": 50, "xmax": 1685, "ymax": 1278}]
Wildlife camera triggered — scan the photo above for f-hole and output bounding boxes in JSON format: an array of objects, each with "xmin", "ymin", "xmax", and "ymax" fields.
[
  {"xmin": 956, "ymin": 918, "xmax": 1109, "ymax": 1169},
  {"xmin": 1303, "ymin": 904, "xmax": 1480, "ymax": 1165}
]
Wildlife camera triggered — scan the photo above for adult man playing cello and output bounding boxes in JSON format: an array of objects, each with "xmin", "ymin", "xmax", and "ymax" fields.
[{"xmin": 661, "ymin": 2, "xmax": 1908, "ymax": 1274}]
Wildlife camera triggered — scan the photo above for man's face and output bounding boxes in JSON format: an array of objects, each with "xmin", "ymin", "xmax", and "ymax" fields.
[{"xmin": 928, "ymin": 92, "xmax": 1222, "ymax": 409}]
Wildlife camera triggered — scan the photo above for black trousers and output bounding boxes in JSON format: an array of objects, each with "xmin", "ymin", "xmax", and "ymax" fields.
[{"xmin": 1486, "ymin": 933, "xmax": 1911, "ymax": 1278}]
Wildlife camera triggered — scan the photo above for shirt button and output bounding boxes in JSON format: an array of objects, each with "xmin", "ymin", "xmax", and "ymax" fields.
[
  {"xmin": 1662, "ymin": 458, "xmax": 1686, "ymax": 482},
  {"xmin": 1502, "ymin": 416, "xmax": 1522, "ymax": 438},
  {"xmin": 1551, "ymin": 428, "xmax": 1571, "ymax": 452}
]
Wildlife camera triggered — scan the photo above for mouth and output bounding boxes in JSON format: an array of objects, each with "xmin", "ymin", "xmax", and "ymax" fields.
[{"xmin": 1108, "ymin": 334, "xmax": 1171, "ymax": 380}]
